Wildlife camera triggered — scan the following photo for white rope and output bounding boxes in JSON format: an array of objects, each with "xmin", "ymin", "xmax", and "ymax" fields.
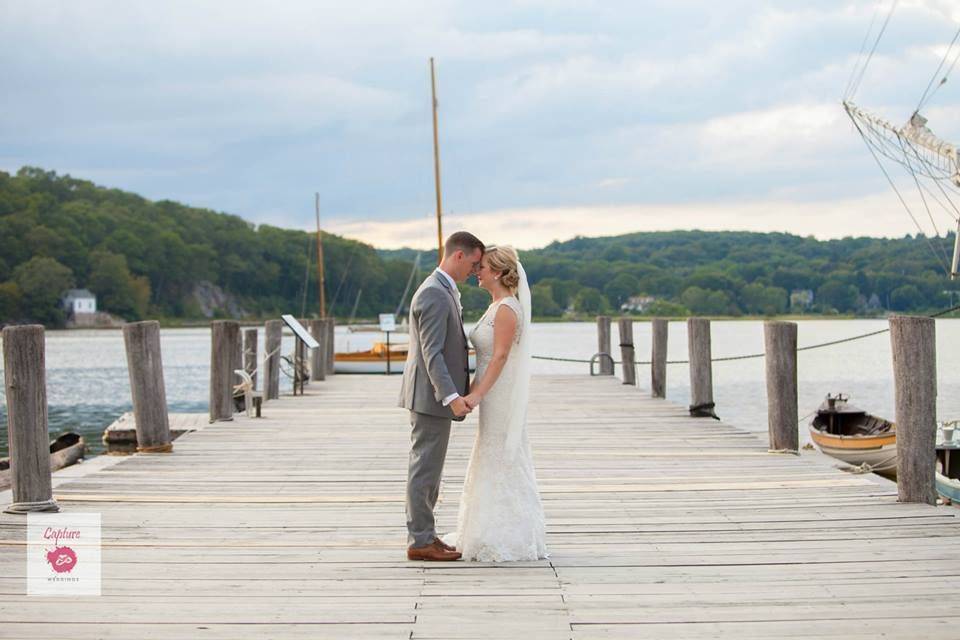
[{"xmin": 841, "ymin": 452, "xmax": 899, "ymax": 475}]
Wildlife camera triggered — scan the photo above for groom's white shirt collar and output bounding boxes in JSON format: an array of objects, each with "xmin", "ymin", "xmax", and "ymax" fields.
[
  {"xmin": 433, "ymin": 267, "xmax": 461, "ymax": 408},
  {"xmin": 434, "ymin": 267, "xmax": 458, "ymax": 293}
]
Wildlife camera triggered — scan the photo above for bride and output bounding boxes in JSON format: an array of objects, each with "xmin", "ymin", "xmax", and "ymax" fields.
[{"xmin": 446, "ymin": 245, "xmax": 548, "ymax": 562}]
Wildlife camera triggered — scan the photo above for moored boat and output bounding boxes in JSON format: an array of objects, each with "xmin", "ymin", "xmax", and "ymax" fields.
[
  {"xmin": 936, "ymin": 422, "xmax": 959, "ymax": 504},
  {"xmin": 0, "ymin": 432, "xmax": 86, "ymax": 490},
  {"xmin": 335, "ymin": 341, "xmax": 476, "ymax": 374},
  {"xmin": 808, "ymin": 394, "xmax": 897, "ymax": 479}
]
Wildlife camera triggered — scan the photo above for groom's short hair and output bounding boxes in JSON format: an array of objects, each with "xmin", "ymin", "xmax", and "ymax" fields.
[{"xmin": 444, "ymin": 231, "xmax": 485, "ymax": 257}]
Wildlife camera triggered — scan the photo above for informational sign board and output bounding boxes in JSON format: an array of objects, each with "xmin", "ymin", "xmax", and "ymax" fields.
[
  {"xmin": 281, "ymin": 314, "xmax": 320, "ymax": 349},
  {"xmin": 379, "ymin": 313, "xmax": 396, "ymax": 332}
]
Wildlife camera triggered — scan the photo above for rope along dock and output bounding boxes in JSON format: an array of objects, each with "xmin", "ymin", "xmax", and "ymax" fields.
[{"xmin": 2, "ymin": 373, "xmax": 958, "ymax": 639}]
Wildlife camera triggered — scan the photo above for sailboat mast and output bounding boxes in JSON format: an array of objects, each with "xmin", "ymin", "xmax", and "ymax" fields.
[
  {"xmin": 430, "ymin": 57, "xmax": 444, "ymax": 264},
  {"xmin": 952, "ymin": 220, "xmax": 960, "ymax": 280},
  {"xmin": 315, "ymin": 192, "xmax": 327, "ymax": 317}
]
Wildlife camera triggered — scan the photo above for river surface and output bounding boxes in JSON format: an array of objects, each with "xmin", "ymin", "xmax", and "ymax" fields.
[{"xmin": 1, "ymin": 319, "xmax": 958, "ymax": 458}]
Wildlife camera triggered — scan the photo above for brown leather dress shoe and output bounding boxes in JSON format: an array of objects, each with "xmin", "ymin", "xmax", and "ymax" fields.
[
  {"xmin": 433, "ymin": 537, "xmax": 457, "ymax": 552},
  {"xmin": 407, "ymin": 543, "xmax": 462, "ymax": 561}
]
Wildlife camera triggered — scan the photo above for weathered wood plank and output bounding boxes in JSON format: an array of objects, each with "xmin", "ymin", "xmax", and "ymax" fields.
[{"xmin": 0, "ymin": 373, "xmax": 957, "ymax": 639}]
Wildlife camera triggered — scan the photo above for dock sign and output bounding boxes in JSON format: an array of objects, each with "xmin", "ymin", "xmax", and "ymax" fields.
[{"xmin": 379, "ymin": 313, "xmax": 396, "ymax": 332}]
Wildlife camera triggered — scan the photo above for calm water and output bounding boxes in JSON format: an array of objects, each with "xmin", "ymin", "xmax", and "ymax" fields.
[{"xmin": 1, "ymin": 320, "xmax": 959, "ymax": 458}]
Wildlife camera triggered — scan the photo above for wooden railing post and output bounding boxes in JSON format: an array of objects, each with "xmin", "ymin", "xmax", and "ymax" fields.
[
  {"xmin": 309, "ymin": 319, "xmax": 326, "ymax": 381},
  {"xmin": 618, "ymin": 318, "xmax": 636, "ymax": 386},
  {"xmin": 243, "ymin": 328, "xmax": 258, "ymax": 389},
  {"xmin": 596, "ymin": 315, "xmax": 613, "ymax": 375},
  {"xmin": 325, "ymin": 318, "xmax": 336, "ymax": 375},
  {"xmin": 764, "ymin": 321, "xmax": 798, "ymax": 452},
  {"xmin": 2, "ymin": 325, "xmax": 59, "ymax": 513},
  {"xmin": 296, "ymin": 318, "xmax": 308, "ymax": 392},
  {"xmin": 890, "ymin": 315, "xmax": 937, "ymax": 504},
  {"xmin": 687, "ymin": 318, "xmax": 717, "ymax": 418},
  {"xmin": 210, "ymin": 320, "xmax": 239, "ymax": 422},
  {"xmin": 265, "ymin": 319, "xmax": 283, "ymax": 400},
  {"xmin": 651, "ymin": 318, "xmax": 668, "ymax": 398},
  {"xmin": 123, "ymin": 320, "xmax": 173, "ymax": 453}
]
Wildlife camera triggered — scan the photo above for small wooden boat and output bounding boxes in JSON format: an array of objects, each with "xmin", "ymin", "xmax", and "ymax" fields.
[
  {"xmin": 808, "ymin": 394, "xmax": 897, "ymax": 479},
  {"xmin": 0, "ymin": 432, "xmax": 86, "ymax": 490},
  {"xmin": 936, "ymin": 422, "xmax": 959, "ymax": 504},
  {"xmin": 335, "ymin": 341, "xmax": 477, "ymax": 375}
]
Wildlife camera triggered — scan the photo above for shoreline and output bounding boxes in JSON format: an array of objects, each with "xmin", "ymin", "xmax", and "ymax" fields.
[{"xmin": 37, "ymin": 312, "xmax": 960, "ymax": 330}]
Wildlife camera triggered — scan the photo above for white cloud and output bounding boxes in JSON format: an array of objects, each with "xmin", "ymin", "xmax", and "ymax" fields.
[
  {"xmin": 323, "ymin": 190, "xmax": 947, "ymax": 250},
  {"xmin": 696, "ymin": 103, "xmax": 852, "ymax": 168}
]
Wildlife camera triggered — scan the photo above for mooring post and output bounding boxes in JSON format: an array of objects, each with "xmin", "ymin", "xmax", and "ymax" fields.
[
  {"xmin": 309, "ymin": 319, "xmax": 327, "ymax": 381},
  {"xmin": 618, "ymin": 318, "xmax": 636, "ymax": 386},
  {"xmin": 764, "ymin": 321, "xmax": 798, "ymax": 452},
  {"xmin": 325, "ymin": 318, "xmax": 336, "ymax": 375},
  {"xmin": 264, "ymin": 319, "xmax": 283, "ymax": 400},
  {"xmin": 243, "ymin": 327, "xmax": 258, "ymax": 389},
  {"xmin": 687, "ymin": 318, "xmax": 717, "ymax": 418},
  {"xmin": 651, "ymin": 318, "xmax": 668, "ymax": 398},
  {"xmin": 296, "ymin": 318, "xmax": 308, "ymax": 392},
  {"xmin": 2, "ymin": 325, "xmax": 59, "ymax": 514},
  {"xmin": 890, "ymin": 315, "xmax": 938, "ymax": 504},
  {"xmin": 596, "ymin": 315, "xmax": 613, "ymax": 375},
  {"xmin": 231, "ymin": 324, "xmax": 244, "ymax": 409},
  {"xmin": 210, "ymin": 320, "xmax": 239, "ymax": 422},
  {"xmin": 122, "ymin": 320, "xmax": 173, "ymax": 453}
]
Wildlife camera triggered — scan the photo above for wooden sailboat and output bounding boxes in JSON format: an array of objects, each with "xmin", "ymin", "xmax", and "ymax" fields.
[
  {"xmin": 0, "ymin": 432, "xmax": 85, "ymax": 490},
  {"xmin": 808, "ymin": 394, "xmax": 897, "ymax": 479},
  {"xmin": 332, "ymin": 58, "xmax": 476, "ymax": 374}
]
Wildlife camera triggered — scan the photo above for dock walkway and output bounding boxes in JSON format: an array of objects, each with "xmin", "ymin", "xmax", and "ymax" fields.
[{"xmin": 2, "ymin": 374, "xmax": 959, "ymax": 638}]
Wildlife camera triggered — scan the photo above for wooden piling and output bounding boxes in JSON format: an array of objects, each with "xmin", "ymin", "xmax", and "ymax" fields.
[
  {"xmin": 122, "ymin": 321, "xmax": 173, "ymax": 453},
  {"xmin": 687, "ymin": 318, "xmax": 717, "ymax": 418},
  {"xmin": 618, "ymin": 318, "xmax": 636, "ymax": 386},
  {"xmin": 210, "ymin": 320, "xmax": 239, "ymax": 422},
  {"xmin": 265, "ymin": 319, "xmax": 283, "ymax": 400},
  {"xmin": 764, "ymin": 321, "xmax": 798, "ymax": 452},
  {"xmin": 2, "ymin": 325, "xmax": 59, "ymax": 513},
  {"xmin": 597, "ymin": 316, "xmax": 613, "ymax": 375},
  {"xmin": 890, "ymin": 315, "xmax": 937, "ymax": 504},
  {"xmin": 325, "ymin": 318, "xmax": 335, "ymax": 375},
  {"xmin": 243, "ymin": 328, "xmax": 258, "ymax": 389},
  {"xmin": 651, "ymin": 318, "xmax": 668, "ymax": 398},
  {"xmin": 309, "ymin": 319, "xmax": 327, "ymax": 382}
]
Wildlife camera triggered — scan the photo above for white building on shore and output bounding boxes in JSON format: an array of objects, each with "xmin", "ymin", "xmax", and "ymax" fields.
[{"xmin": 62, "ymin": 289, "xmax": 97, "ymax": 315}]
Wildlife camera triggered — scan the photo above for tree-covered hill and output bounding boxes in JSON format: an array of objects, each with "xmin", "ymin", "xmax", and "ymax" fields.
[
  {"xmin": 0, "ymin": 168, "xmax": 414, "ymax": 326},
  {"xmin": 1, "ymin": 167, "xmax": 957, "ymax": 327},
  {"xmin": 520, "ymin": 230, "xmax": 959, "ymax": 317}
]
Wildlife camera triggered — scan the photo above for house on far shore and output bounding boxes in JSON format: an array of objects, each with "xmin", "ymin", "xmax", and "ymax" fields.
[
  {"xmin": 790, "ymin": 289, "xmax": 814, "ymax": 310},
  {"xmin": 62, "ymin": 289, "xmax": 97, "ymax": 316},
  {"xmin": 60, "ymin": 289, "xmax": 121, "ymax": 327},
  {"xmin": 621, "ymin": 295, "xmax": 657, "ymax": 313}
]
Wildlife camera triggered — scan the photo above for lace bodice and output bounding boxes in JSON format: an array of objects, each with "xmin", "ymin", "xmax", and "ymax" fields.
[
  {"xmin": 445, "ymin": 294, "xmax": 547, "ymax": 562},
  {"xmin": 469, "ymin": 296, "xmax": 523, "ymax": 376}
]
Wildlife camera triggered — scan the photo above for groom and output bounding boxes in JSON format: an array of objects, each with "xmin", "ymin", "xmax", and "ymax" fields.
[{"xmin": 399, "ymin": 231, "xmax": 485, "ymax": 561}]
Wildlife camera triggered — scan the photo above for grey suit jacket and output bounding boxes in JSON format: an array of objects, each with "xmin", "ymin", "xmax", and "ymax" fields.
[{"xmin": 398, "ymin": 271, "xmax": 470, "ymax": 421}]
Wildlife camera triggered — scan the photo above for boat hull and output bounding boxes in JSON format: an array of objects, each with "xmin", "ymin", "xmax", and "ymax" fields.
[
  {"xmin": 335, "ymin": 353, "xmax": 477, "ymax": 375},
  {"xmin": 936, "ymin": 471, "xmax": 960, "ymax": 503},
  {"xmin": 809, "ymin": 426, "xmax": 898, "ymax": 479}
]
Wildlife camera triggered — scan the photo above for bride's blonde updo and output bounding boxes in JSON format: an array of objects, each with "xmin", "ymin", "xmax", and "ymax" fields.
[{"xmin": 484, "ymin": 245, "xmax": 520, "ymax": 291}]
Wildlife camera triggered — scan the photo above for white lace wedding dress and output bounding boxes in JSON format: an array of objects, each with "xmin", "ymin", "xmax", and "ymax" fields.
[{"xmin": 447, "ymin": 294, "xmax": 548, "ymax": 562}]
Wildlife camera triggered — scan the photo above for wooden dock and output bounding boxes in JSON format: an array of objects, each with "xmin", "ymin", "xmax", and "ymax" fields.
[{"xmin": 2, "ymin": 373, "xmax": 959, "ymax": 639}]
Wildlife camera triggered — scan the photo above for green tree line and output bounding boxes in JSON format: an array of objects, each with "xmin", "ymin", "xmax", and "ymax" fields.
[{"xmin": 1, "ymin": 167, "xmax": 957, "ymax": 327}]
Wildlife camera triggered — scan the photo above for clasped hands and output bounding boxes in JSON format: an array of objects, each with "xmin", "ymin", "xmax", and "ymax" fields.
[{"xmin": 450, "ymin": 392, "xmax": 482, "ymax": 417}]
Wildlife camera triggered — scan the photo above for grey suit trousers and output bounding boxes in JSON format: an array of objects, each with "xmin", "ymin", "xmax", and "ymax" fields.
[{"xmin": 406, "ymin": 410, "xmax": 452, "ymax": 547}]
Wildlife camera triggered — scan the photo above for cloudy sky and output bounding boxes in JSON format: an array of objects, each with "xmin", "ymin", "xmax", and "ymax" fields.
[{"xmin": 2, "ymin": 0, "xmax": 959, "ymax": 249}]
